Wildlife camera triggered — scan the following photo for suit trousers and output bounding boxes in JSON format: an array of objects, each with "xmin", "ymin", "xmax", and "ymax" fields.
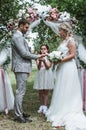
[{"xmin": 14, "ymin": 72, "xmax": 28, "ymax": 117}]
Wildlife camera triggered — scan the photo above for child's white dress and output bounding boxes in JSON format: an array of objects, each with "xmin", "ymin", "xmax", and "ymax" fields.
[
  {"xmin": 0, "ymin": 48, "xmax": 14, "ymax": 114},
  {"xmin": 33, "ymin": 57, "xmax": 54, "ymax": 90}
]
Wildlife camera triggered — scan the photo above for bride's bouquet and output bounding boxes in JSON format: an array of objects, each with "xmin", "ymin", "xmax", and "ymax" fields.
[
  {"xmin": 47, "ymin": 51, "xmax": 63, "ymax": 71},
  {"xmin": 48, "ymin": 51, "xmax": 63, "ymax": 62}
]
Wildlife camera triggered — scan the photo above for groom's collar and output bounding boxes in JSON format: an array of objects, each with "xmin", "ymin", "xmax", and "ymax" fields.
[{"xmin": 17, "ymin": 30, "xmax": 23, "ymax": 36}]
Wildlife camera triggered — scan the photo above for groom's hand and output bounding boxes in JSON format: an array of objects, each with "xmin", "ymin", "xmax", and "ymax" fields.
[{"xmin": 38, "ymin": 53, "xmax": 47, "ymax": 58}]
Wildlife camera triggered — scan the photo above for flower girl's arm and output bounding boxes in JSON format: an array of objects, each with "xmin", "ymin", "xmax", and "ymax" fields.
[
  {"xmin": 36, "ymin": 59, "xmax": 42, "ymax": 70},
  {"xmin": 36, "ymin": 54, "xmax": 47, "ymax": 69},
  {"xmin": 43, "ymin": 59, "xmax": 52, "ymax": 69}
]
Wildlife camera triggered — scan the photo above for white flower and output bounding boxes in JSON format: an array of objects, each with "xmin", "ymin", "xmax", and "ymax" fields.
[
  {"xmin": 24, "ymin": 13, "xmax": 30, "ymax": 19},
  {"xmin": 58, "ymin": 11, "xmax": 70, "ymax": 22},
  {"xmin": 48, "ymin": 51, "xmax": 63, "ymax": 62},
  {"xmin": 17, "ymin": 9, "xmax": 26, "ymax": 18},
  {"xmin": 48, "ymin": 52, "xmax": 55, "ymax": 60},
  {"xmin": 32, "ymin": 3, "xmax": 51, "ymax": 17},
  {"xmin": 53, "ymin": 51, "xmax": 62, "ymax": 57}
]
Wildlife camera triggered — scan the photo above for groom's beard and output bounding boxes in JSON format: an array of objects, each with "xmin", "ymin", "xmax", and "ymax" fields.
[{"xmin": 22, "ymin": 30, "xmax": 27, "ymax": 34}]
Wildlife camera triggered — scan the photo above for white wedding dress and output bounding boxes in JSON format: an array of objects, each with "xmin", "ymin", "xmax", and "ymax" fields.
[
  {"xmin": 45, "ymin": 37, "xmax": 86, "ymax": 130},
  {"xmin": 0, "ymin": 48, "xmax": 14, "ymax": 114}
]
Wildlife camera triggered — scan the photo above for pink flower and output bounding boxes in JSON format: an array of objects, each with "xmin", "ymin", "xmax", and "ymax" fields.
[
  {"xmin": 46, "ymin": 8, "xmax": 60, "ymax": 22},
  {"xmin": 50, "ymin": 8, "xmax": 59, "ymax": 13},
  {"xmin": 27, "ymin": 8, "xmax": 33, "ymax": 14},
  {"xmin": 26, "ymin": 7, "xmax": 39, "ymax": 23}
]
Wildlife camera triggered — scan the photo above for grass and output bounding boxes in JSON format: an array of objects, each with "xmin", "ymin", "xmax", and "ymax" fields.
[{"xmin": 0, "ymin": 68, "xmax": 65, "ymax": 130}]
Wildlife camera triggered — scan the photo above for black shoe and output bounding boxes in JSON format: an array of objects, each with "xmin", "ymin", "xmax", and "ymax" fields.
[
  {"xmin": 14, "ymin": 116, "xmax": 26, "ymax": 123},
  {"xmin": 23, "ymin": 113, "xmax": 30, "ymax": 118},
  {"xmin": 26, "ymin": 118, "xmax": 32, "ymax": 123}
]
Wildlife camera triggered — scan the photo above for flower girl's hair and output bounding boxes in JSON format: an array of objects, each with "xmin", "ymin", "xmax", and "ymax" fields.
[{"xmin": 39, "ymin": 44, "xmax": 50, "ymax": 54}]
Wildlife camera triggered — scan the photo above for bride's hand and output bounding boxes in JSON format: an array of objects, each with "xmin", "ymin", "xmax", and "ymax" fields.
[
  {"xmin": 54, "ymin": 61, "xmax": 59, "ymax": 65},
  {"xmin": 54, "ymin": 60, "xmax": 62, "ymax": 65}
]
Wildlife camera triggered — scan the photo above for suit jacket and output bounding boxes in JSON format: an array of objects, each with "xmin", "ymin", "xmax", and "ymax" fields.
[{"xmin": 11, "ymin": 30, "xmax": 38, "ymax": 73}]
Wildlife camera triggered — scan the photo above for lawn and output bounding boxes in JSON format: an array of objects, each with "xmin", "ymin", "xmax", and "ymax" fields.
[{"xmin": 0, "ymin": 67, "xmax": 65, "ymax": 130}]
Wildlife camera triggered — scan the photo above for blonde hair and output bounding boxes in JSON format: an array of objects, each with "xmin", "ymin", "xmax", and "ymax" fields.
[{"xmin": 59, "ymin": 22, "xmax": 73, "ymax": 36}]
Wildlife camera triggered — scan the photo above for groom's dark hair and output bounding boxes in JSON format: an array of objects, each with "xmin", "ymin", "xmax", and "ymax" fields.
[{"xmin": 18, "ymin": 18, "xmax": 29, "ymax": 27}]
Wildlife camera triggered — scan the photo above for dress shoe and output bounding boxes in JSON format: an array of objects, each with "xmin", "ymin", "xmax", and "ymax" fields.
[
  {"xmin": 14, "ymin": 116, "xmax": 26, "ymax": 123},
  {"xmin": 23, "ymin": 113, "xmax": 30, "ymax": 118},
  {"xmin": 37, "ymin": 106, "xmax": 43, "ymax": 113},
  {"xmin": 25, "ymin": 118, "xmax": 32, "ymax": 123},
  {"xmin": 42, "ymin": 105, "xmax": 48, "ymax": 114}
]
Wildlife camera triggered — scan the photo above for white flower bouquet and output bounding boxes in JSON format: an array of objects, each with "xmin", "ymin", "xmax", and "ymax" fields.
[
  {"xmin": 47, "ymin": 51, "xmax": 63, "ymax": 71},
  {"xmin": 48, "ymin": 51, "xmax": 63, "ymax": 62}
]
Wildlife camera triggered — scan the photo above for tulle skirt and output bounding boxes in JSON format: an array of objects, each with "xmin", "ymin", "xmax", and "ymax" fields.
[
  {"xmin": 45, "ymin": 59, "xmax": 86, "ymax": 130},
  {"xmin": 33, "ymin": 68, "xmax": 54, "ymax": 90},
  {"xmin": 0, "ymin": 69, "xmax": 14, "ymax": 113}
]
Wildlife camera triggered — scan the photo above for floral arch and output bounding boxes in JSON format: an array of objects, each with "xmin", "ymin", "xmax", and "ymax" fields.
[{"xmin": 0, "ymin": 3, "xmax": 86, "ymax": 68}]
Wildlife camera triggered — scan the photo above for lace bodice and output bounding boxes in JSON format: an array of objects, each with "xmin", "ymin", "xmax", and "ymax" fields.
[{"xmin": 57, "ymin": 37, "xmax": 75, "ymax": 57}]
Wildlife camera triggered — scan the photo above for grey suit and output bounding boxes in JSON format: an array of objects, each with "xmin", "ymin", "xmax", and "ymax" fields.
[{"xmin": 12, "ymin": 30, "xmax": 38, "ymax": 117}]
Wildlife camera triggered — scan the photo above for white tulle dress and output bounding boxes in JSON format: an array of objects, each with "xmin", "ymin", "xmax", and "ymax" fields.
[
  {"xmin": 0, "ymin": 48, "xmax": 14, "ymax": 114},
  {"xmin": 33, "ymin": 57, "xmax": 54, "ymax": 90},
  {"xmin": 45, "ymin": 37, "xmax": 86, "ymax": 130}
]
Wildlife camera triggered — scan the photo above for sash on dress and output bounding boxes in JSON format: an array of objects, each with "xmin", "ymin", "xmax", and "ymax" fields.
[
  {"xmin": 1, "ymin": 69, "xmax": 8, "ymax": 114},
  {"xmin": 83, "ymin": 69, "xmax": 86, "ymax": 111}
]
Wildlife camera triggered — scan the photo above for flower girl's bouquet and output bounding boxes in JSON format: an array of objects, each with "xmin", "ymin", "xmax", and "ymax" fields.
[{"xmin": 47, "ymin": 51, "xmax": 63, "ymax": 70}]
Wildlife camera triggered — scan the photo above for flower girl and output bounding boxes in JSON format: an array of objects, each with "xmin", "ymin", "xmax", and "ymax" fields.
[{"xmin": 33, "ymin": 44, "xmax": 54, "ymax": 114}]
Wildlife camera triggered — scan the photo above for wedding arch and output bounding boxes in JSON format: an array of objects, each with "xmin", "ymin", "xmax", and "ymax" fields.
[{"xmin": 0, "ymin": 3, "xmax": 86, "ymax": 68}]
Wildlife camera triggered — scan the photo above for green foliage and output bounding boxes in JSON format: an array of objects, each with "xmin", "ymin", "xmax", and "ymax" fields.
[
  {"xmin": 3, "ymin": 55, "xmax": 11, "ymax": 69},
  {"xmin": 33, "ymin": 20, "xmax": 61, "ymax": 52},
  {"xmin": 33, "ymin": 0, "xmax": 86, "ymax": 52},
  {"xmin": 0, "ymin": 0, "xmax": 85, "ymax": 52},
  {"xmin": 46, "ymin": 0, "xmax": 86, "ymax": 35},
  {"xmin": 0, "ymin": 36, "xmax": 11, "ymax": 50},
  {"xmin": 0, "ymin": 0, "xmax": 22, "ymax": 25},
  {"xmin": 79, "ymin": 60, "xmax": 86, "ymax": 69}
]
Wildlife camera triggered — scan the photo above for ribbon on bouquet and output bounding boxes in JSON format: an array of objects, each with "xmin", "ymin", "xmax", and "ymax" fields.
[
  {"xmin": 0, "ymin": 69, "xmax": 8, "ymax": 114},
  {"xmin": 83, "ymin": 69, "xmax": 86, "ymax": 111}
]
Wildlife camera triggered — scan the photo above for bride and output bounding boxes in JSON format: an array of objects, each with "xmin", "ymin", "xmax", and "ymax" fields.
[{"xmin": 45, "ymin": 22, "xmax": 86, "ymax": 130}]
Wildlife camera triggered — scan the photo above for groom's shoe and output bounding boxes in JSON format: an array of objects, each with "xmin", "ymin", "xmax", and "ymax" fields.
[
  {"xmin": 14, "ymin": 116, "xmax": 26, "ymax": 123},
  {"xmin": 25, "ymin": 118, "xmax": 32, "ymax": 123},
  {"xmin": 23, "ymin": 113, "xmax": 30, "ymax": 118}
]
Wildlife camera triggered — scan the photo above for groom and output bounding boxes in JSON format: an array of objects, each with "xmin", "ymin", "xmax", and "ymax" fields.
[{"xmin": 11, "ymin": 18, "xmax": 45, "ymax": 123}]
